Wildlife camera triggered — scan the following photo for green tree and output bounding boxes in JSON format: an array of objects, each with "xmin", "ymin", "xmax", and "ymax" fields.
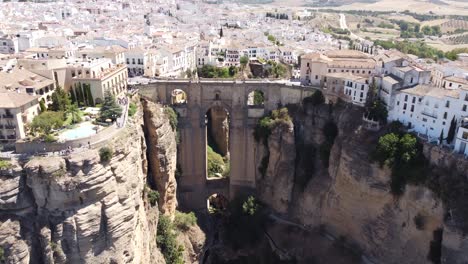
[
  {"xmin": 228, "ymin": 65, "xmax": 238, "ymax": 76},
  {"xmin": 367, "ymin": 99, "xmax": 388, "ymax": 123},
  {"xmin": 207, "ymin": 146, "xmax": 225, "ymax": 178},
  {"xmin": 240, "ymin": 56, "xmax": 249, "ymax": 70},
  {"xmin": 66, "ymin": 103, "xmax": 82, "ymax": 124},
  {"xmin": 31, "ymin": 111, "xmax": 64, "ymax": 135},
  {"xmin": 39, "ymin": 99, "xmax": 46, "ymax": 112},
  {"xmin": 50, "ymin": 86, "xmax": 71, "ymax": 112},
  {"xmin": 84, "ymin": 84, "xmax": 94, "ymax": 106},
  {"xmin": 447, "ymin": 117, "xmax": 457, "ymax": 144},
  {"xmin": 70, "ymin": 89, "xmax": 77, "ymax": 104},
  {"xmin": 99, "ymin": 92, "xmax": 122, "ymax": 122},
  {"xmin": 99, "ymin": 147, "xmax": 113, "ymax": 163}
]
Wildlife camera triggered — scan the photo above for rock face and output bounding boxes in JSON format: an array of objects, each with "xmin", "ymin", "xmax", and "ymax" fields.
[
  {"xmin": 207, "ymin": 106, "xmax": 229, "ymax": 157},
  {"xmin": 142, "ymin": 99, "xmax": 178, "ymax": 217},
  {"xmin": 0, "ymin": 104, "xmax": 163, "ymax": 264},
  {"xmin": 255, "ymin": 121, "xmax": 295, "ymax": 214},
  {"xmin": 255, "ymin": 102, "xmax": 467, "ymax": 264}
]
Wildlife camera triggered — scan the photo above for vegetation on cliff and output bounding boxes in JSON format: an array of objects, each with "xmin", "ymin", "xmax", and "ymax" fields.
[
  {"xmin": 207, "ymin": 145, "xmax": 229, "ymax": 178},
  {"xmin": 254, "ymin": 108, "xmax": 292, "ymax": 177},
  {"xmin": 157, "ymin": 215, "xmax": 184, "ymax": 264}
]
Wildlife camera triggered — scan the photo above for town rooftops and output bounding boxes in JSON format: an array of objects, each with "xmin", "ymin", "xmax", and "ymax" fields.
[
  {"xmin": 383, "ymin": 75, "xmax": 401, "ymax": 85},
  {"xmin": 401, "ymin": 84, "xmax": 460, "ymax": 99},
  {"xmin": 324, "ymin": 49, "xmax": 370, "ymax": 59},
  {"xmin": 445, "ymin": 76, "xmax": 468, "ymax": 85},
  {"xmin": 0, "ymin": 68, "xmax": 54, "ymax": 92},
  {"xmin": 0, "ymin": 92, "xmax": 39, "ymax": 109}
]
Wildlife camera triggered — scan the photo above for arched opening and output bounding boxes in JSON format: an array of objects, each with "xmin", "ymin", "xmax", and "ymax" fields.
[
  {"xmin": 247, "ymin": 90, "xmax": 265, "ymax": 107},
  {"xmin": 207, "ymin": 193, "xmax": 228, "ymax": 214},
  {"xmin": 205, "ymin": 106, "xmax": 230, "ymax": 179},
  {"xmin": 171, "ymin": 89, "xmax": 187, "ymax": 105}
]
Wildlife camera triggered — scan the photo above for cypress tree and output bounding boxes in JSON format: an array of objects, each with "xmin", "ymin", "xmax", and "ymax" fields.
[
  {"xmin": 70, "ymin": 88, "xmax": 77, "ymax": 104},
  {"xmin": 86, "ymin": 84, "xmax": 94, "ymax": 106},
  {"xmin": 447, "ymin": 117, "xmax": 457, "ymax": 144},
  {"xmin": 439, "ymin": 129, "xmax": 444, "ymax": 145}
]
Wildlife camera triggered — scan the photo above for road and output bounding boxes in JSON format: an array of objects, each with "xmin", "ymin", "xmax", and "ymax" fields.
[{"xmin": 339, "ymin": 13, "xmax": 367, "ymax": 43}]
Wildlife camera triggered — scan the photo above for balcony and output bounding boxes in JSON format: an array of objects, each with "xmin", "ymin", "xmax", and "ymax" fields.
[
  {"xmin": 6, "ymin": 135, "xmax": 16, "ymax": 140},
  {"xmin": 2, "ymin": 114, "xmax": 14, "ymax": 119},
  {"xmin": 4, "ymin": 125, "xmax": 16, "ymax": 130},
  {"xmin": 421, "ymin": 111, "xmax": 437, "ymax": 119}
]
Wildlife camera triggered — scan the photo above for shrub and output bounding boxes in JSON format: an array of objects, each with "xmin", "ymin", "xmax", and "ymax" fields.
[
  {"xmin": 164, "ymin": 107, "xmax": 178, "ymax": 131},
  {"xmin": 253, "ymin": 108, "xmax": 291, "ymax": 143},
  {"xmin": 147, "ymin": 189, "xmax": 160, "ymax": 207},
  {"xmin": 0, "ymin": 247, "xmax": 4, "ymax": 262},
  {"xmin": 43, "ymin": 134, "xmax": 57, "ymax": 143},
  {"xmin": 99, "ymin": 147, "xmax": 114, "ymax": 163},
  {"xmin": 0, "ymin": 160, "xmax": 12, "ymax": 170},
  {"xmin": 128, "ymin": 103, "xmax": 137, "ymax": 117},
  {"xmin": 242, "ymin": 196, "xmax": 259, "ymax": 216},
  {"xmin": 174, "ymin": 211, "xmax": 197, "ymax": 231},
  {"xmin": 367, "ymin": 99, "xmax": 388, "ymax": 124},
  {"xmin": 30, "ymin": 111, "xmax": 65, "ymax": 135},
  {"xmin": 157, "ymin": 215, "xmax": 184, "ymax": 264}
]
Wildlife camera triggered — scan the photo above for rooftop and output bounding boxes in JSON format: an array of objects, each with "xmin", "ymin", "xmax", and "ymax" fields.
[{"xmin": 0, "ymin": 92, "xmax": 39, "ymax": 108}]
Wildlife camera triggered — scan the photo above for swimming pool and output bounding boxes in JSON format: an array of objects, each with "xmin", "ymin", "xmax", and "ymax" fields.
[{"xmin": 58, "ymin": 122, "xmax": 98, "ymax": 141}]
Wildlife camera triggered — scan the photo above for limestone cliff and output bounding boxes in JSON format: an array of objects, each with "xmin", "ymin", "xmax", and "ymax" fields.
[
  {"xmin": 142, "ymin": 99, "xmax": 178, "ymax": 217},
  {"xmin": 0, "ymin": 104, "xmax": 163, "ymax": 264},
  {"xmin": 256, "ymin": 102, "xmax": 468, "ymax": 264}
]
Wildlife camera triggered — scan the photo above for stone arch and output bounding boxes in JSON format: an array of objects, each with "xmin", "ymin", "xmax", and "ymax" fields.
[
  {"xmin": 204, "ymin": 104, "xmax": 231, "ymax": 179},
  {"xmin": 245, "ymin": 87, "xmax": 268, "ymax": 108},
  {"xmin": 246, "ymin": 90, "xmax": 265, "ymax": 107}
]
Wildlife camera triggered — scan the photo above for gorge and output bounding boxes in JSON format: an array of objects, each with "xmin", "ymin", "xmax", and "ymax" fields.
[{"xmin": 1, "ymin": 82, "xmax": 468, "ymax": 264}]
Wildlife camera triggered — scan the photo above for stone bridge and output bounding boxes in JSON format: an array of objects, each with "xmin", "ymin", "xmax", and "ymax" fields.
[{"xmin": 138, "ymin": 79, "xmax": 318, "ymax": 210}]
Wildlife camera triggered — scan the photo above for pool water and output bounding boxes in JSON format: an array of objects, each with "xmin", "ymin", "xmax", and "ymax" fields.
[{"xmin": 58, "ymin": 122, "xmax": 98, "ymax": 141}]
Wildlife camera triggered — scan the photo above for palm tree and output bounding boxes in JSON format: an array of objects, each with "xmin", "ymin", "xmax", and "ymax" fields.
[{"xmin": 66, "ymin": 104, "xmax": 82, "ymax": 124}]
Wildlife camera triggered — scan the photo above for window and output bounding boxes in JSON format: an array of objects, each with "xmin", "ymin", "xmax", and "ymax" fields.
[
  {"xmin": 328, "ymin": 69, "xmax": 331, "ymax": 73},
  {"xmin": 449, "ymin": 83, "xmax": 452, "ymax": 87},
  {"xmin": 446, "ymin": 101, "xmax": 450, "ymax": 108},
  {"xmin": 410, "ymin": 77, "xmax": 413, "ymax": 83},
  {"xmin": 361, "ymin": 85, "xmax": 364, "ymax": 90},
  {"xmin": 404, "ymin": 95, "xmax": 408, "ymax": 102},
  {"xmin": 403, "ymin": 103, "xmax": 407, "ymax": 110},
  {"xmin": 360, "ymin": 92, "xmax": 363, "ymax": 98},
  {"xmin": 397, "ymin": 101, "xmax": 400, "ymax": 106},
  {"xmin": 463, "ymin": 105, "xmax": 467, "ymax": 112},
  {"xmin": 315, "ymin": 75, "xmax": 318, "ymax": 80},
  {"xmin": 443, "ymin": 112, "xmax": 447, "ymax": 119},
  {"xmin": 412, "ymin": 97, "xmax": 416, "ymax": 104},
  {"xmin": 411, "ymin": 105, "xmax": 414, "ymax": 112},
  {"xmin": 307, "ymin": 62, "xmax": 310, "ymax": 67},
  {"xmin": 465, "ymin": 94, "xmax": 468, "ymax": 101}
]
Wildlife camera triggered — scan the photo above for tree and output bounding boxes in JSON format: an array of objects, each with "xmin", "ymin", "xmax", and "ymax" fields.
[
  {"xmin": 439, "ymin": 129, "xmax": 444, "ymax": 145},
  {"xmin": 50, "ymin": 86, "xmax": 71, "ymax": 112},
  {"xmin": 39, "ymin": 99, "xmax": 46, "ymax": 113},
  {"xmin": 99, "ymin": 147, "xmax": 114, "ymax": 163},
  {"xmin": 447, "ymin": 117, "xmax": 457, "ymax": 144},
  {"xmin": 30, "ymin": 111, "xmax": 64, "ymax": 135},
  {"xmin": 242, "ymin": 196, "xmax": 259, "ymax": 216},
  {"xmin": 84, "ymin": 84, "xmax": 94, "ymax": 106},
  {"xmin": 240, "ymin": 56, "xmax": 249, "ymax": 70},
  {"xmin": 228, "ymin": 66, "xmax": 238, "ymax": 77},
  {"xmin": 253, "ymin": 91, "xmax": 265, "ymax": 105},
  {"xmin": 367, "ymin": 99, "xmax": 388, "ymax": 124},
  {"xmin": 66, "ymin": 103, "xmax": 82, "ymax": 124},
  {"xmin": 99, "ymin": 92, "xmax": 122, "ymax": 122},
  {"xmin": 219, "ymin": 27, "xmax": 223, "ymax": 38}
]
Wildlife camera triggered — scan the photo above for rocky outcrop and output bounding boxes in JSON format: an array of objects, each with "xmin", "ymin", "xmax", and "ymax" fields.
[
  {"xmin": 0, "ymin": 104, "xmax": 162, "ymax": 264},
  {"xmin": 255, "ymin": 121, "xmax": 295, "ymax": 214},
  {"xmin": 255, "ymin": 103, "xmax": 464, "ymax": 264},
  {"xmin": 207, "ymin": 106, "xmax": 229, "ymax": 157},
  {"xmin": 142, "ymin": 99, "xmax": 178, "ymax": 217}
]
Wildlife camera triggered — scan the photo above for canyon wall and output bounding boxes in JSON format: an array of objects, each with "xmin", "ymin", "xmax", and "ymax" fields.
[
  {"xmin": 256, "ymin": 102, "xmax": 468, "ymax": 264},
  {"xmin": 0, "ymin": 103, "xmax": 164, "ymax": 264},
  {"xmin": 142, "ymin": 99, "xmax": 178, "ymax": 217}
]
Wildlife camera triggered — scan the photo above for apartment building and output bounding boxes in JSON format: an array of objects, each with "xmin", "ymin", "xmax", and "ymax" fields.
[
  {"xmin": 300, "ymin": 50, "xmax": 377, "ymax": 86},
  {"xmin": 0, "ymin": 93, "xmax": 39, "ymax": 143},
  {"xmin": 76, "ymin": 45, "xmax": 126, "ymax": 65},
  {"xmin": 0, "ymin": 35, "xmax": 19, "ymax": 54},
  {"xmin": 66, "ymin": 58, "xmax": 128, "ymax": 104}
]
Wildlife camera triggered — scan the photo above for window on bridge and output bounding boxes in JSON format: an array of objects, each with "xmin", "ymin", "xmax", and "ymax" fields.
[
  {"xmin": 171, "ymin": 89, "xmax": 187, "ymax": 105},
  {"xmin": 206, "ymin": 106, "xmax": 230, "ymax": 180},
  {"xmin": 207, "ymin": 193, "xmax": 228, "ymax": 214},
  {"xmin": 247, "ymin": 90, "xmax": 265, "ymax": 107}
]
